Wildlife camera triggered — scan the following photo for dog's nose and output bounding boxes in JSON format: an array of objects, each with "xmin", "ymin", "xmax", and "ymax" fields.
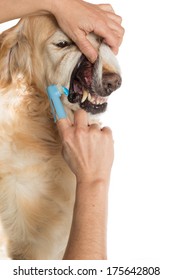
[{"xmin": 102, "ymin": 72, "xmax": 122, "ymax": 96}]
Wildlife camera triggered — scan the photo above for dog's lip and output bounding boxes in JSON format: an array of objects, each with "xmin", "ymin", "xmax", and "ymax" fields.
[
  {"xmin": 80, "ymin": 98, "xmax": 107, "ymax": 114},
  {"xmin": 68, "ymin": 55, "xmax": 108, "ymax": 114}
]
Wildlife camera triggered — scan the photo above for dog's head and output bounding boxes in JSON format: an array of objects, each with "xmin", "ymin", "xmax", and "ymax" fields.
[{"xmin": 0, "ymin": 15, "xmax": 121, "ymax": 119}]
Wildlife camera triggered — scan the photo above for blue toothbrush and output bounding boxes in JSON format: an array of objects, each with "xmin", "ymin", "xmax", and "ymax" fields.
[{"xmin": 47, "ymin": 85, "xmax": 69, "ymax": 122}]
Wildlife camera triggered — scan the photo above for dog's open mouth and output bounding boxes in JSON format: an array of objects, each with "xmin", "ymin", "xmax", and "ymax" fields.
[{"xmin": 68, "ymin": 55, "xmax": 108, "ymax": 114}]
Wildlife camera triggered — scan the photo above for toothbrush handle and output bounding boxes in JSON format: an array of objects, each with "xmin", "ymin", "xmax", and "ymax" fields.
[
  {"xmin": 51, "ymin": 94, "xmax": 67, "ymax": 120},
  {"xmin": 47, "ymin": 85, "xmax": 67, "ymax": 121}
]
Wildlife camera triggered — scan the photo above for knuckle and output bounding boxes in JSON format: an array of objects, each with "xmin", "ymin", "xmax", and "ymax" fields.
[
  {"xmin": 89, "ymin": 126, "xmax": 100, "ymax": 136},
  {"xmin": 99, "ymin": 3, "xmax": 112, "ymax": 9},
  {"xmin": 105, "ymin": 3, "xmax": 112, "ymax": 8},
  {"xmin": 102, "ymin": 127, "xmax": 112, "ymax": 135},
  {"xmin": 117, "ymin": 15, "xmax": 123, "ymax": 23},
  {"xmin": 105, "ymin": 130, "xmax": 111, "ymax": 137},
  {"xmin": 121, "ymin": 26, "xmax": 125, "ymax": 35},
  {"xmin": 106, "ymin": 4, "xmax": 114, "ymax": 12}
]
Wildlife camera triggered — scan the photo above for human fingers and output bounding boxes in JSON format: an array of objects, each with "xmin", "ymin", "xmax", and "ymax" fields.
[
  {"xmin": 98, "ymin": 3, "xmax": 115, "ymax": 13},
  {"xmin": 98, "ymin": 4, "xmax": 123, "ymax": 28},
  {"xmin": 56, "ymin": 118, "xmax": 72, "ymax": 140},
  {"xmin": 105, "ymin": 14, "xmax": 124, "ymax": 33},
  {"xmin": 74, "ymin": 109, "xmax": 89, "ymax": 127},
  {"xmin": 106, "ymin": 12, "xmax": 123, "ymax": 25},
  {"xmin": 103, "ymin": 21, "xmax": 124, "ymax": 51},
  {"xmin": 99, "ymin": 4, "xmax": 122, "ymax": 22},
  {"xmin": 102, "ymin": 34, "xmax": 123, "ymax": 54},
  {"xmin": 93, "ymin": 23, "xmax": 122, "ymax": 54},
  {"xmin": 101, "ymin": 126, "xmax": 113, "ymax": 137},
  {"xmin": 89, "ymin": 123, "xmax": 101, "ymax": 131},
  {"xmin": 76, "ymin": 24, "xmax": 123, "ymax": 59},
  {"xmin": 73, "ymin": 31, "xmax": 98, "ymax": 63},
  {"xmin": 71, "ymin": 27, "xmax": 122, "ymax": 62},
  {"xmin": 96, "ymin": 6, "xmax": 124, "ymax": 53}
]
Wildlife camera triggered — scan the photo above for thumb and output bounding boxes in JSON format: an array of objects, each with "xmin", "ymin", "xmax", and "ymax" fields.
[
  {"xmin": 56, "ymin": 118, "xmax": 72, "ymax": 140},
  {"xmin": 74, "ymin": 33, "xmax": 98, "ymax": 63}
]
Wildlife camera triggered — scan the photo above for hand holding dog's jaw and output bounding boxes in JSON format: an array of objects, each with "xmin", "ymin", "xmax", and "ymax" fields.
[
  {"xmin": 0, "ymin": 0, "xmax": 124, "ymax": 63},
  {"xmin": 56, "ymin": 109, "xmax": 114, "ymax": 186},
  {"xmin": 50, "ymin": 0, "xmax": 124, "ymax": 63}
]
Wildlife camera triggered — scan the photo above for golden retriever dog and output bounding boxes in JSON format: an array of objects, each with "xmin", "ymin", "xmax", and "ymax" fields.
[{"xmin": 0, "ymin": 15, "xmax": 121, "ymax": 259}]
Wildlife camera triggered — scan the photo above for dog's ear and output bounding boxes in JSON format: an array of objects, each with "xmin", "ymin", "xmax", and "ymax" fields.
[{"xmin": 0, "ymin": 20, "xmax": 32, "ymax": 86}]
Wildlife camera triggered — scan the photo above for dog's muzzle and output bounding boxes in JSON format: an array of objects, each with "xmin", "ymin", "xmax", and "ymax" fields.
[{"xmin": 68, "ymin": 55, "xmax": 122, "ymax": 114}]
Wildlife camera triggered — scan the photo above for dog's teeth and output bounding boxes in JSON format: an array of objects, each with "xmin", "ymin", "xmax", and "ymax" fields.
[
  {"xmin": 88, "ymin": 93, "xmax": 92, "ymax": 102},
  {"xmin": 81, "ymin": 92, "xmax": 107, "ymax": 105},
  {"xmin": 81, "ymin": 90, "xmax": 88, "ymax": 103},
  {"xmin": 96, "ymin": 96, "xmax": 101, "ymax": 104},
  {"xmin": 99, "ymin": 99, "xmax": 103, "ymax": 104},
  {"xmin": 91, "ymin": 97, "xmax": 95, "ymax": 103}
]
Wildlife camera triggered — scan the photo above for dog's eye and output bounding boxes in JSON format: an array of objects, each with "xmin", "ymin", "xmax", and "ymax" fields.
[{"xmin": 55, "ymin": 41, "xmax": 70, "ymax": 48}]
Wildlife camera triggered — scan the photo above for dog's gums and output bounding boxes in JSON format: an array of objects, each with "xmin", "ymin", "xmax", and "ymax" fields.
[{"xmin": 68, "ymin": 55, "xmax": 108, "ymax": 114}]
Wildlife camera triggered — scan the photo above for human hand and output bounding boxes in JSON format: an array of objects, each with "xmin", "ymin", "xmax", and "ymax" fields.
[
  {"xmin": 57, "ymin": 110, "xmax": 114, "ymax": 186},
  {"xmin": 50, "ymin": 0, "xmax": 124, "ymax": 62}
]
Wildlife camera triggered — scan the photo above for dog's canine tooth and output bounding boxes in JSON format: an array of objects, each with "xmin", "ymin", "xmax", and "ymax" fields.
[
  {"xmin": 81, "ymin": 90, "xmax": 88, "ymax": 103},
  {"xmin": 91, "ymin": 97, "xmax": 96, "ymax": 103},
  {"xmin": 88, "ymin": 93, "xmax": 92, "ymax": 102}
]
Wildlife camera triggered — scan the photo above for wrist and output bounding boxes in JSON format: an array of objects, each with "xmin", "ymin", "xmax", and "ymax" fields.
[
  {"xmin": 41, "ymin": 0, "xmax": 51, "ymax": 13},
  {"xmin": 48, "ymin": 0, "xmax": 69, "ymax": 15},
  {"xmin": 76, "ymin": 175, "xmax": 111, "ymax": 190},
  {"xmin": 75, "ymin": 179, "xmax": 109, "ymax": 221},
  {"xmin": 76, "ymin": 179, "xmax": 109, "ymax": 203},
  {"xmin": 77, "ymin": 178, "xmax": 110, "ymax": 188}
]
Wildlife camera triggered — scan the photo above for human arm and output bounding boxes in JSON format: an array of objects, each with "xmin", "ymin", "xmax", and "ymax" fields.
[
  {"xmin": 63, "ymin": 181, "xmax": 109, "ymax": 260},
  {"xmin": 57, "ymin": 110, "xmax": 114, "ymax": 260},
  {"xmin": 0, "ymin": 0, "xmax": 49, "ymax": 22},
  {"xmin": 0, "ymin": 0, "xmax": 124, "ymax": 62}
]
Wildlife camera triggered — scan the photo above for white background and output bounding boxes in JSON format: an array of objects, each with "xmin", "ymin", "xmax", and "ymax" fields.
[
  {"xmin": 0, "ymin": 0, "xmax": 173, "ymax": 276},
  {"xmin": 92, "ymin": 0, "xmax": 173, "ymax": 272}
]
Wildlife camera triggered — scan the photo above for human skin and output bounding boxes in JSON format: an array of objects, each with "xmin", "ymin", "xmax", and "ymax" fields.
[
  {"xmin": 0, "ymin": 0, "xmax": 124, "ymax": 62},
  {"xmin": 57, "ymin": 110, "xmax": 114, "ymax": 259}
]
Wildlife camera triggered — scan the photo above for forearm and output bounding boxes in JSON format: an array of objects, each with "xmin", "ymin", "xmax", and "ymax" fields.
[
  {"xmin": 0, "ymin": 0, "xmax": 51, "ymax": 23},
  {"xmin": 63, "ymin": 180, "xmax": 109, "ymax": 260}
]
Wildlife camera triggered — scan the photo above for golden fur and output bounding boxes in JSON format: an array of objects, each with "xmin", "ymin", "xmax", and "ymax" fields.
[{"xmin": 0, "ymin": 15, "xmax": 120, "ymax": 259}]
